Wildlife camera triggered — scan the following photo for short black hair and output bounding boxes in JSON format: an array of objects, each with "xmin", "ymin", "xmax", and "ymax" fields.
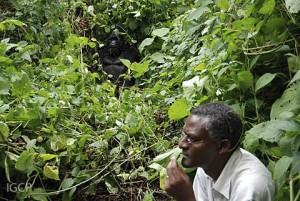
[{"xmin": 191, "ymin": 102, "xmax": 242, "ymax": 150}]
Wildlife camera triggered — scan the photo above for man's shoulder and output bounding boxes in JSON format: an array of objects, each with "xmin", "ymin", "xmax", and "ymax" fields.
[
  {"xmin": 231, "ymin": 148, "xmax": 273, "ymax": 183},
  {"xmin": 237, "ymin": 148, "xmax": 269, "ymax": 170}
]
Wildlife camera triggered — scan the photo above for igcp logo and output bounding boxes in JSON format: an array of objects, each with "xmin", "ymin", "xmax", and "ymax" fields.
[{"xmin": 7, "ymin": 182, "xmax": 33, "ymax": 192}]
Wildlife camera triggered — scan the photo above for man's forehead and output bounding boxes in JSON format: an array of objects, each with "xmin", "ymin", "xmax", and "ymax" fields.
[
  {"xmin": 186, "ymin": 114, "xmax": 209, "ymax": 123},
  {"xmin": 184, "ymin": 115, "xmax": 209, "ymax": 130}
]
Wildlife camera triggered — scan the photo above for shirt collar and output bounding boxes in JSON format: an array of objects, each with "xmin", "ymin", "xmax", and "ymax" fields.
[{"xmin": 212, "ymin": 148, "xmax": 242, "ymax": 199}]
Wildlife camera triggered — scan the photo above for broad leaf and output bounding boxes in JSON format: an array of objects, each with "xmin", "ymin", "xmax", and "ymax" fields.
[
  {"xmin": 11, "ymin": 71, "xmax": 33, "ymax": 98},
  {"xmin": 120, "ymin": 59, "xmax": 131, "ymax": 68},
  {"xmin": 245, "ymin": 120, "xmax": 284, "ymax": 143},
  {"xmin": 61, "ymin": 178, "xmax": 75, "ymax": 190},
  {"xmin": 43, "ymin": 164, "xmax": 60, "ymax": 180},
  {"xmin": 138, "ymin": 38, "xmax": 154, "ymax": 52},
  {"xmin": 255, "ymin": 73, "xmax": 276, "ymax": 92},
  {"xmin": 20, "ymin": 51, "xmax": 31, "ymax": 62},
  {"xmin": 274, "ymin": 156, "xmax": 293, "ymax": 180},
  {"xmin": 38, "ymin": 154, "xmax": 57, "ymax": 161},
  {"xmin": 150, "ymin": 52, "xmax": 165, "ymax": 63},
  {"xmin": 187, "ymin": 7, "xmax": 209, "ymax": 21},
  {"xmin": 129, "ymin": 60, "xmax": 150, "ymax": 78},
  {"xmin": 31, "ymin": 188, "xmax": 47, "ymax": 201},
  {"xmin": 5, "ymin": 151, "xmax": 19, "ymax": 161},
  {"xmin": 259, "ymin": 0, "xmax": 275, "ymax": 14},
  {"xmin": 270, "ymin": 83, "xmax": 300, "ymax": 119},
  {"xmin": 159, "ymin": 167, "xmax": 167, "ymax": 190},
  {"xmin": 287, "ymin": 55, "xmax": 300, "ymax": 73},
  {"xmin": 289, "ymin": 70, "xmax": 300, "ymax": 86},
  {"xmin": 15, "ymin": 150, "xmax": 35, "ymax": 173},
  {"xmin": 153, "ymin": 147, "xmax": 181, "ymax": 163},
  {"xmin": 0, "ymin": 122, "xmax": 9, "ymax": 141},
  {"xmin": 218, "ymin": 0, "xmax": 230, "ymax": 11},
  {"xmin": 152, "ymin": 28, "xmax": 169, "ymax": 38},
  {"xmin": 0, "ymin": 22, "xmax": 4, "ymax": 31},
  {"xmin": 4, "ymin": 19, "xmax": 26, "ymax": 27},
  {"xmin": 237, "ymin": 71, "xmax": 253, "ymax": 91},
  {"xmin": 168, "ymin": 99, "xmax": 190, "ymax": 120},
  {"xmin": 0, "ymin": 56, "xmax": 12, "ymax": 65}
]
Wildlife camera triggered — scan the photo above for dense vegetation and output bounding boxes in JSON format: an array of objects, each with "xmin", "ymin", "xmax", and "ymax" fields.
[{"xmin": 0, "ymin": 0, "xmax": 299, "ymax": 200}]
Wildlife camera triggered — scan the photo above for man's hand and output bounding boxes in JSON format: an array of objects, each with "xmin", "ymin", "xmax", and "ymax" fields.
[{"xmin": 165, "ymin": 156, "xmax": 196, "ymax": 201}]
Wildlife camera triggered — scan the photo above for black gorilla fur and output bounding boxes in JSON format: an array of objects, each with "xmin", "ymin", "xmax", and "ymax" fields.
[{"xmin": 99, "ymin": 33, "xmax": 139, "ymax": 87}]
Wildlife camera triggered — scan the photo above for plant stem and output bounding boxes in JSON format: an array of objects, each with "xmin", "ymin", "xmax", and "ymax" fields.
[{"xmin": 290, "ymin": 173, "xmax": 294, "ymax": 201}]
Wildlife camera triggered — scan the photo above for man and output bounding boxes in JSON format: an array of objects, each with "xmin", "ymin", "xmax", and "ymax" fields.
[{"xmin": 165, "ymin": 102, "xmax": 275, "ymax": 201}]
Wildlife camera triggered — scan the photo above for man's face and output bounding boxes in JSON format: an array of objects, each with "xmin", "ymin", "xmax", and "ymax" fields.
[{"xmin": 179, "ymin": 115, "xmax": 219, "ymax": 169}]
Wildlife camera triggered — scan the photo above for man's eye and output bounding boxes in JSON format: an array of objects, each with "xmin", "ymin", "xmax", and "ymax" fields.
[{"xmin": 186, "ymin": 136, "xmax": 195, "ymax": 142}]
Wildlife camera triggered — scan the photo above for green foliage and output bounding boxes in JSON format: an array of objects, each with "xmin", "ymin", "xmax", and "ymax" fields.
[
  {"xmin": 143, "ymin": 0, "xmax": 300, "ymax": 200},
  {"xmin": 0, "ymin": 0, "xmax": 300, "ymax": 200}
]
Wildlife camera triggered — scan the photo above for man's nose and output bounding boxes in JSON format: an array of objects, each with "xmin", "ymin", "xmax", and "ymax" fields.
[{"xmin": 179, "ymin": 138, "xmax": 189, "ymax": 149}]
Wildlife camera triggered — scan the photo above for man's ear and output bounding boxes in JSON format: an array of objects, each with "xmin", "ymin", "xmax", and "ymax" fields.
[{"xmin": 218, "ymin": 139, "xmax": 231, "ymax": 154}]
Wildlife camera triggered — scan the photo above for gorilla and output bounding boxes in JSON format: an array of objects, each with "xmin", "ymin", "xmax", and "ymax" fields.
[{"xmin": 99, "ymin": 33, "xmax": 139, "ymax": 87}]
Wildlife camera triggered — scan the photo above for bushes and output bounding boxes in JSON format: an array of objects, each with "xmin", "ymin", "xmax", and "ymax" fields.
[{"xmin": 0, "ymin": 0, "xmax": 300, "ymax": 200}]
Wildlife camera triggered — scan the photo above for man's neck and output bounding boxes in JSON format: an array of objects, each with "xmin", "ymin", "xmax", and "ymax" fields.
[{"xmin": 204, "ymin": 151, "xmax": 234, "ymax": 181}]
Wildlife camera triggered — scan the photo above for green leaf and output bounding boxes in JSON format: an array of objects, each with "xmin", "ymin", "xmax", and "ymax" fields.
[
  {"xmin": 289, "ymin": 70, "xmax": 300, "ymax": 85},
  {"xmin": 194, "ymin": 63, "xmax": 205, "ymax": 72},
  {"xmin": 0, "ymin": 22, "xmax": 5, "ymax": 31},
  {"xmin": 187, "ymin": 7, "xmax": 209, "ymax": 21},
  {"xmin": 245, "ymin": 120, "xmax": 284, "ymax": 143},
  {"xmin": 159, "ymin": 167, "xmax": 167, "ymax": 190},
  {"xmin": 0, "ymin": 122, "xmax": 9, "ymax": 141},
  {"xmin": 0, "ymin": 56, "xmax": 12, "ymax": 65},
  {"xmin": 196, "ymin": 0, "xmax": 213, "ymax": 7},
  {"xmin": 4, "ymin": 19, "xmax": 26, "ymax": 27},
  {"xmin": 38, "ymin": 154, "xmax": 57, "ymax": 161},
  {"xmin": 61, "ymin": 178, "xmax": 75, "ymax": 190},
  {"xmin": 255, "ymin": 73, "xmax": 276, "ymax": 92},
  {"xmin": 237, "ymin": 71, "xmax": 253, "ymax": 91},
  {"xmin": 259, "ymin": 0, "xmax": 275, "ymax": 14},
  {"xmin": 43, "ymin": 164, "xmax": 60, "ymax": 180},
  {"xmin": 104, "ymin": 129, "xmax": 117, "ymax": 141},
  {"xmin": 31, "ymin": 188, "xmax": 47, "ymax": 201},
  {"xmin": 66, "ymin": 34, "xmax": 89, "ymax": 46},
  {"xmin": 288, "ymin": 55, "xmax": 300, "ymax": 73},
  {"xmin": 285, "ymin": 0, "xmax": 300, "ymax": 13},
  {"xmin": 270, "ymin": 83, "xmax": 300, "ymax": 119},
  {"xmin": 20, "ymin": 51, "xmax": 32, "ymax": 62},
  {"xmin": 138, "ymin": 38, "xmax": 154, "ymax": 52},
  {"xmin": 143, "ymin": 192, "xmax": 154, "ymax": 201},
  {"xmin": 78, "ymin": 134, "xmax": 91, "ymax": 148},
  {"xmin": 292, "ymin": 155, "xmax": 300, "ymax": 176},
  {"xmin": 0, "ymin": 77, "xmax": 11, "ymax": 95},
  {"xmin": 152, "ymin": 28, "xmax": 169, "ymax": 38},
  {"xmin": 125, "ymin": 113, "xmax": 139, "ymax": 127},
  {"xmin": 105, "ymin": 176, "xmax": 118, "ymax": 194},
  {"xmin": 168, "ymin": 99, "xmax": 190, "ymax": 120},
  {"xmin": 250, "ymin": 55, "xmax": 260, "ymax": 69},
  {"xmin": 5, "ymin": 151, "xmax": 19, "ymax": 161},
  {"xmin": 243, "ymin": 132, "xmax": 260, "ymax": 153},
  {"xmin": 274, "ymin": 156, "xmax": 293, "ymax": 180},
  {"xmin": 150, "ymin": 52, "xmax": 165, "ymax": 63},
  {"xmin": 129, "ymin": 60, "xmax": 150, "ymax": 78},
  {"xmin": 88, "ymin": 41, "xmax": 96, "ymax": 48},
  {"xmin": 15, "ymin": 150, "xmax": 36, "ymax": 173},
  {"xmin": 120, "ymin": 59, "xmax": 131, "ymax": 68},
  {"xmin": 11, "ymin": 71, "xmax": 33, "ymax": 98},
  {"xmin": 218, "ymin": 0, "xmax": 230, "ymax": 11},
  {"xmin": 153, "ymin": 147, "xmax": 181, "ymax": 163}
]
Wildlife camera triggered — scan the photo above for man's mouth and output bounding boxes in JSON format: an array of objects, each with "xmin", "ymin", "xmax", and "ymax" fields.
[{"xmin": 182, "ymin": 153, "xmax": 189, "ymax": 158}]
